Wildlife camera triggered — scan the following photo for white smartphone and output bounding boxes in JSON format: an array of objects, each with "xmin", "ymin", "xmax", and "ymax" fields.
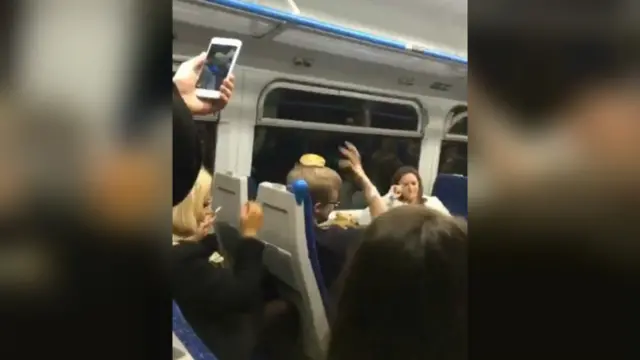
[
  {"xmin": 214, "ymin": 206, "xmax": 222, "ymax": 214},
  {"xmin": 195, "ymin": 37, "xmax": 242, "ymax": 99}
]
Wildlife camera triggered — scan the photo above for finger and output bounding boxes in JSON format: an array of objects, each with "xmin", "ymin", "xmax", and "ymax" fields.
[
  {"xmin": 344, "ymin": 142, "xmax": 359, "ymax": 157},
  {"xmin": 222, "ymin": 76, "xmax": 235, "ymax": 91},
  {"xmin": 338, "ymin": 146, "xmax": 350, "ymax": 157},
  {"xmin": 339, "ymin": 147, "xmax": 356, "ymax": 162},
  {"xmin": 190, "ymin": 52, "xmax": 206, "ymax": 67},
  {"xmin": 219, "ymin": 86, "xmax": 233, "ymax": 101},
  {"xmin": 220, "ymin": 86, "xmax": 232, "ymax": 100},
  {"xmin": 218, "ymin": 92, "xmax": 230, "ymax": 105}
]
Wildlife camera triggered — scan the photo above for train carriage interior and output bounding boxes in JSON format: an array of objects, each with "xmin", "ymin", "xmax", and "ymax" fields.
[{"xmin": 172, "ymin": 0, "xmax": 467, "ymax": 358}]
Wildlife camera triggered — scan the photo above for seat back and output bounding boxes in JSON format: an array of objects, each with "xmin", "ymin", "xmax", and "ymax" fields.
[
  {"xmin": 290, "ymin": 179, "xmax": 329, "ymax": 308},
  {"xmin": 432, "ymin": 174, "xmax": 468, "ymax": 217},
  {"xmin": 257, "ymin": 182, "xmax": 329, "ymax": 360},
  {"xmin": 173, "ymin": 301, "xmax": 218, "ymax": 360},
  {"xmin": 212, "ymin": 171, "xmax": 248, "ymax": 229}
]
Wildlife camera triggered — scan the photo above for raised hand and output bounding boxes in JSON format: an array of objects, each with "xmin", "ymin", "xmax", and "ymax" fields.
[
  {"xmin": 338, "ymin": 141, "xmax": 364, "ymax": 176},
  {"xmin": 173, "ymin": 53, "xmax": 235, "ymax": 116},
  {"xmin": 240, "ymin": 201, "xmax": 263, "ymax": 238}
]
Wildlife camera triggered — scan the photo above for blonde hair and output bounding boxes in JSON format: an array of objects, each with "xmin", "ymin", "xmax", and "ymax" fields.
[
  {"xmin": 286, "ymin": 154, "xmax": 342, "ymax": 205},
  {"xmin": 172, "ymin": 168, "xmax": 213, "ymax": 239}
]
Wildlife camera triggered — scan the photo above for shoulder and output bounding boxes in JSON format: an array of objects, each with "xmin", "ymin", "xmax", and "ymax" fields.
[
  {"xmin": 423, "ymin": 196, "xmax": 451, "ymax": 216},
  {"xmin": 315, "ymin": 225, "xmax": 362, "ymax": 248}
]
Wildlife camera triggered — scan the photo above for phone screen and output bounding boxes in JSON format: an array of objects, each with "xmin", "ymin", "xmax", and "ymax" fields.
[{"xmin": 196, "ymin": 44, "xmax": 238, "ymax": 91}]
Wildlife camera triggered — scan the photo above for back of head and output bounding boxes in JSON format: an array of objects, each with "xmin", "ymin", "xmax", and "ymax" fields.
[
  {"xmin": 328, "ymin": 206, "xmax": 467, "ymax": 360},
  {"xmin": 172, "ymin": 168, "xmax": 213, "ymax": 239},
  {"xmin": 286, "ymin": 154, "xmax": 342, "ymax": 222},
  {"xmin": 473, "ymin": 177, "xmax": 640, "ymax": 355}
]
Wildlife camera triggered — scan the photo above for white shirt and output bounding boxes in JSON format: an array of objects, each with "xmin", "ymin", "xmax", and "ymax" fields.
[{"xmin": 381, "ymin": 192, "xmax": 452, "ymax": 216}]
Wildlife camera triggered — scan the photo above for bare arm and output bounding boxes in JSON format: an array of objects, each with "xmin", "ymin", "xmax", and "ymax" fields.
[{"xmin": 356, "ymin": 171, "xmax": 387, "ymax": 218}]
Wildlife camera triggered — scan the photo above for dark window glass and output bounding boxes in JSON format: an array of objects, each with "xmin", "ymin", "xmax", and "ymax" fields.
[
  {"xmin": 251, "ymin": 126, "xmax": 420, "ymax": 209},
  {"xmin": 262, "ymin": 88, "xmax": 420, "ymax": 131},
  {"xmin": 195, "ymin": 120, "xmax": 217, "ymax": 174},
  {"xmin": 438, "ymin": 140, "xmax": 467, "ymax": 176},
  {"xmin": 448, "ymin": 117, "xmax": 467, "ymax": 135}
]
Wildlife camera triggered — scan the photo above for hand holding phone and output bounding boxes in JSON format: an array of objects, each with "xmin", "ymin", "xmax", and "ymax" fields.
[
  {"xmin": 195, "ymin": 37, "xmax": 243, "ymax": 100},
  {"xmin": 174, "ymin": 53, "xmax": 235, "ymax": 116}
]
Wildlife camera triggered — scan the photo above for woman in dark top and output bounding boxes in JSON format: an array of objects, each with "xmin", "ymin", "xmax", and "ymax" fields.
[
  {"xmin": 328, "ymin": 206, "xmax": 467, "ymax": 360},
  {"xmin": 171, "ymin": 168, "xmax": 266, "ymax": 360}
]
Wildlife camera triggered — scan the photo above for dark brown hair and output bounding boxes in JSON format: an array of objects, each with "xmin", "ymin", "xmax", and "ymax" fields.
[
  {"xmin": 328, "ymin": 206, "xmax": 468, "ymax": 360},
  {"xmin": 391, "ymin": 166, "xmax": 424, "ymax": 203}
]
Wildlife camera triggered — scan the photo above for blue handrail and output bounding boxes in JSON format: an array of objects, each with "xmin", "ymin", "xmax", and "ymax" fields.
[{"xmin": 204, "ymin": 0, "xmax": 467, "ymax": 65}]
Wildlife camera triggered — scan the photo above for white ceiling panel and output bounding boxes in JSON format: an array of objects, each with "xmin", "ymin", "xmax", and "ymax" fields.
[
  {"xmin": 285, "ymin": 0, "xmax": 467, "ymax": 57},
  {"xmin": 173, "ymin": 0, "xmax": 280, "ymax": 37},
  {"xmin": 273, "ymin": 28, "xmax": 465, "ymax": 78}
]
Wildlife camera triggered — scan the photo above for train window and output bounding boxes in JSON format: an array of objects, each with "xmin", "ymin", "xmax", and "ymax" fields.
[
  {"xmin": 195, "ymin": 120, "xmax": 217, "ymax": 174},
  {"xmin": 251, "ymin": 126, "xmax": 420, "ymax": 210},
  {"xmin": 448, "ymin": 117, "xmax": 467, "ymax": 136},
  {"xmin": 262, "ymin": 86, "xmax": 421, "ymax": 132},
  {"xmin": 438, "ymin": 140, "xmax": 467, "ymax": 176}
]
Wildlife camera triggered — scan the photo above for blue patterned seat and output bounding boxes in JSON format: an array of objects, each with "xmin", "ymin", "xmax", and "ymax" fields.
[
  {"xmin": 172, "ymin": 301, "xmax": 218, "ymax": 360},
  {"xmin": 432, "ymin": 174, "xmax": 468, "ymax": 218}
]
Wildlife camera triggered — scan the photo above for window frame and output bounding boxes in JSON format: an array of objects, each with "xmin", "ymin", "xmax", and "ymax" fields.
[
  {"xmin": 444, "ymin": 112, "xmax": 468, "ymax": 143},
  {"xmin": 438, "ymin": 111, "xmax": 467, "ymax": 177},
  {"xmin": 257, "ymin": 81, "xmax": 424, "ymax": 138}
]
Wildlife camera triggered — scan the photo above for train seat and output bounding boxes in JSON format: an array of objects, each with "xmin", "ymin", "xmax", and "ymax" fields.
[
  {"xmin": 212, "ymin": 171, "xmax": 248, "ymax": 229},
  {"xmin": 432, "ymin": 174, "xmax": 468, "ymax": 218},
  {"xmin": 173, "ymin": 301, "xmax": 218, "ymax": 360},
  {"xmin": 256, "ymin": 181, "xmax": 329, "ymax": 360},
  {"xmin": 211, "ymin": 172, "xmax": 248, "ymax": 257}
]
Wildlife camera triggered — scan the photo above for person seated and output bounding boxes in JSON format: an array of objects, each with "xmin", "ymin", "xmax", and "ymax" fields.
[
  {"xmin": 375, "ymin": 166, "xmax": 451, "ymax": 216},
  {"xmin": 328, "ymin": 206, "xmax": 467, "ymax": 360},
  {"xmin": 285, "ymin": 143, "xmax": 386, "ymax": 298},
  {"xmin": 171, "ymin": 168, "xmax": 266, "ymax": 360}
]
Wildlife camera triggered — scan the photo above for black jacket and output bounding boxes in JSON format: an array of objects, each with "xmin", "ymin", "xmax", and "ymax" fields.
[
  {"xmin": 173, "ymin": 83, "xmax": 202, "ymax": 206},
  {"xmin": 315, "ymin": 226, "xmax": 362, "ymax": 294},
  {"xmin": 171, "ymin": 232, "xmax": 266, "ymax": 360}
]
